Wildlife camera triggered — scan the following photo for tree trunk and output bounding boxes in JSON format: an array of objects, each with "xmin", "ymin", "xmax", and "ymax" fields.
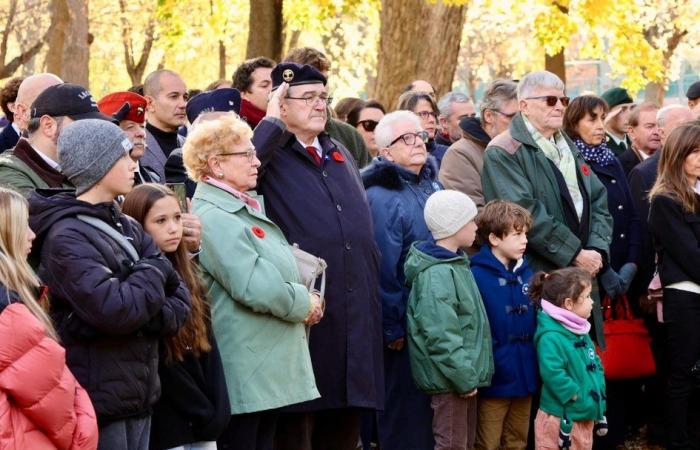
[
  {"xmin": 371, "ymin": 0, "xmax": 467, "ymax": 108},
  {"xmin": 219, "ymin": 40, "xmax": 226, "ymax": 79},
  {"xmin": 246, "ymin": 0, "xmax": 283, "ymax": 61},
  {"xmin": 46, "ymin": 0, "xmax": 89, "ymax": 87},
  {"xmin": 545, "ymin": 51, "xmax": 566, "ymax": 85},
  {"xmin": 644, "ymin": 82, "xmax": 665, "ymax": 105}
]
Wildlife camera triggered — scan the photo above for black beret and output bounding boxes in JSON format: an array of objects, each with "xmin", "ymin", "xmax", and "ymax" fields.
[
  {"xmin": 600, "ymin": 87, "xmax": 633, "ymax": 109},
  {"xmin": 271, "ymin": 63, "xmax": 326, "ymax": 90},
  {"xmin": 686, "ymin": 81, "xmax": 700, "ymax": 100},
  {"xmin": 186, "ymin": 88, "xmax": 241, "ymax": 123}
]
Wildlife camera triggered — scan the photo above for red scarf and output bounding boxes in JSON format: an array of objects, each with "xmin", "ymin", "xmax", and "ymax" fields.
[{"xmin": 240, "ymin": 99, "xmax": 266, "ymax": 129}]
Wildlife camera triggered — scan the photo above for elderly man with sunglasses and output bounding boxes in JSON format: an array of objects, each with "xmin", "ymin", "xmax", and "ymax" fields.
[
  {"xmin": 440, "ymin": 79, "xmax": 518, "ymax": 213},
  {"xmin": 361, "ymin": 110, "xmax": 442, "ymax": 450},
  {"xmin": 481, "ymin": 70, "xmax": 613, "ymax": 346},
  {"xmin": 251, "ymin": 62, "xmax": 383, "ymax": 450}
]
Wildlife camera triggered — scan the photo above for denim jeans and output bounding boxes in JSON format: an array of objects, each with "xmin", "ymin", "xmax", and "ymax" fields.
[{"xmin": 98, "ymin": 416, "xmax": 151, "ymax": 450}]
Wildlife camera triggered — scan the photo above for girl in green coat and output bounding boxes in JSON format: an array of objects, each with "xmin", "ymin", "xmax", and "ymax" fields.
[{"xmin": 531, "ymin": 268, "xmax": 607, "ymax": 450}]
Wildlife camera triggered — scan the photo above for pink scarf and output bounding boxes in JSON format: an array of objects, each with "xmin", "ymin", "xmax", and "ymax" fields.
[
  {"xmin": 204, "ymin": 176, "xmax": 262, "ymax": 212},
  {"xmin": 540, "ymin": 299, "xmax": 591, "ymax": 335}
]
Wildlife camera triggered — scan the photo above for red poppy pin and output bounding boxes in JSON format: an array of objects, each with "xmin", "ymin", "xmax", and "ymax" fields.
[
  {"xmin": 252, "ymin": 226, "xmax": 265, "ymax": 238},
  {"xmin": 581, "ymin": 164, "xmax": 590, "ymax": 176},
  {"xmin": 331, "ymin": 150, "xmax": 345, "ymax": 163}
]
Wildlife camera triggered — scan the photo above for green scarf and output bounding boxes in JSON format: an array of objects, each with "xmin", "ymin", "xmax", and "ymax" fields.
[{"xmin": 523, "ymin": 116, "xmax": 583, "ymax": 219}]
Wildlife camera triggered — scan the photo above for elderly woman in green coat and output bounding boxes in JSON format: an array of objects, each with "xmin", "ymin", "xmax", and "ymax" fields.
[{"xmin": 183, "ymin": 112, "xmax": 324, "ymax": 450}]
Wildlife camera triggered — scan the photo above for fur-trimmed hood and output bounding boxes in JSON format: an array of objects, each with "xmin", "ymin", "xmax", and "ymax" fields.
[{"xmin": 361, "ymin": 156, "xmax": 440, "ymax": 191}]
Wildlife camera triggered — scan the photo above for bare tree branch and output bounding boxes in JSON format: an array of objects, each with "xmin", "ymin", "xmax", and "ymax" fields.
[{"xmin": 0, "ymin": 0, "xmax": 18, "ymax": 67}]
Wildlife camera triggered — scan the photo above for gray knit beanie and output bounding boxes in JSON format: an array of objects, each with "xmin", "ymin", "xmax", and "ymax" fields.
[
  {"xmin": 424, "ymin": 190, "xmax": 478, "ymax": 240},
  {"xmin": 58, "ymin": 119, "xmax": 133, "ymax": 195}
]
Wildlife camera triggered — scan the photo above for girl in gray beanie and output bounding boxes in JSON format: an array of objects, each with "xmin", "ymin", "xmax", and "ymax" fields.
[{"xmin": 27, "ymin": 119, "xmax": 192, "ymax": 449}]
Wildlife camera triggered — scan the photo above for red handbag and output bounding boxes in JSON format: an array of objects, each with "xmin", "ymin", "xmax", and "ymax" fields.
[{"xmin": 596, "ymin": 295, "xmax": 656, "ymax": 380}]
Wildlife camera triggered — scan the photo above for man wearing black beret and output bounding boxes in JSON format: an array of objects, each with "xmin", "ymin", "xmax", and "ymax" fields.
[
  {"xmin": 252, "ymin": 62, "xmax": 383, "ymax": 450},
  {"xmin": 687, "ymin": 81, "xmax": 700, "ymax": 118}
]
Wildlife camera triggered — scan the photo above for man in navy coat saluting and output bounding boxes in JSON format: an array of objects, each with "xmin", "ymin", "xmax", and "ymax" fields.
[{"xmin": 253, "ymin": 62, "xmax": 384, "ymax": 450}]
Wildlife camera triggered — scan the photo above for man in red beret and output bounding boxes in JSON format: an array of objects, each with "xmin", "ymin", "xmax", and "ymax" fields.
[{"xmin": 98, "ymin": 91, "xmax": 157, "ymax": 184}]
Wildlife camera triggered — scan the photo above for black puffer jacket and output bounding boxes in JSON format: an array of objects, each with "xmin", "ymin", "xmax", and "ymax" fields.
[{"xmin": 28, "ymin": 191, "xmax": 191, "ymax": 423}]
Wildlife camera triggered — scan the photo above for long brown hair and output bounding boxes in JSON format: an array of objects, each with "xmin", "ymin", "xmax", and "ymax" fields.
[
  {"xmin": 649, "ymin": 122, "xmax": 700, "ymax": 214},
  {"xmin": 0, "ymin": 188, "xmax": 57, "ymax": 339},
  {"xmin": 122, "ymin": 183, "xmax": 211, "ymax": 362}
]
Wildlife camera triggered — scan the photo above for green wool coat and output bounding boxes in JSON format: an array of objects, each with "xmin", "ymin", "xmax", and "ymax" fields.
[
  {"xmin": 534, "ymin": 311, "xmax": 606, "ymax": 422},
  {"xmin": 404, "ymin": 243, "xmax": 494, "ymax": 395},
  {"xmin": 0, "ymin": 153, "xmax": 72, "ymax": 197},
  {"xmin": 193, "ymin": 182, "xmax": 319, "ymax": 414},
  {"xmin": 481, "ymin": 114, "xmax": 613, "ymax": 346}
]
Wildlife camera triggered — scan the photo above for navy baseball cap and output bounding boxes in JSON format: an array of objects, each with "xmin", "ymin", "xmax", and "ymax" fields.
[
  {"xmin": 186, "ymin": 88, "xmax": 242, "ymax": 123},
  {"xmin": 31, "ymin": 83, "xmax": 114, "ymax": 121}
]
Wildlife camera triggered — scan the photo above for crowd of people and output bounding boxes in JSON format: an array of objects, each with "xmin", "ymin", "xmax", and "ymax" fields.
[{"xmin": 0, "ymin": 45, "xmax": 700, "ymax": 450}]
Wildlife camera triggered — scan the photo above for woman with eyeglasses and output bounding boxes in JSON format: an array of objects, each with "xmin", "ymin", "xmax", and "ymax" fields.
[
  {"xmin": 397, "ymin": 91, "xmax": 449, "ymax": 168},
  {"xmin": 182, "ymin": 112, "xmax": 323, "ymax": 450},
  {"xmin": 361, "ymin": 110, "xmax": 443, "ymax": 450},
  {"xmin": 347, "ymin": 100, "xmax": 386, "ymax": 158}
]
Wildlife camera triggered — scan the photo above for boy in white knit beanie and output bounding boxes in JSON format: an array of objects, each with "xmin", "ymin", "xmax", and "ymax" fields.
[{"xmin": 404, "ymin": 190, "xmax": 494, "ymax": 450}]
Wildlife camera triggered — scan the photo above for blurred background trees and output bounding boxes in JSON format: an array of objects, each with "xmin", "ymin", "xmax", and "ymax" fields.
[{"xmin": 1, "ymin": 0, "xmax": 698, "ymax": 104}]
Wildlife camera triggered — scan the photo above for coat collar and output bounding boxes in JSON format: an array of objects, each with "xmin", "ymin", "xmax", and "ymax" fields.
[
  {"xmin": 361, "ymin": 156, "xmax": 439, "ymax": 190},
  {"xmin": 193, "ymin": 181, "xmax": 270, "ymax": 223}
]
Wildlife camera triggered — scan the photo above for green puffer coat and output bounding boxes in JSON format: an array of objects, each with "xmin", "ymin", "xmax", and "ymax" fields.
[
  {"xmin": 534, "ymin": 310, "xmax": 606, "ymax": 421},
  {"xmin": 404, "ymin": 241, "xmax": 494, "ymax": 395}
]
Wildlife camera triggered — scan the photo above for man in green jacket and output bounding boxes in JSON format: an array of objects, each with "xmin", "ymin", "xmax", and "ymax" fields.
[
  {"xmin": 0, "ymin": 83, "xmax": 112, "ymax": 196},
  {"xmin": 481, "ymin": 71, "xmax": 613, "ymax": 345}
]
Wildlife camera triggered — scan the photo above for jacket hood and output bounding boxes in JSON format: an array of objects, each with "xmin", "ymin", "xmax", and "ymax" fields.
[
  {"xmin": 470, "ymin": 245, "xmax": 528, "ymax": 278},
  {"xmin": 361, "ymin": 156, "xmax": 439, "ymax": 191},
  {"xmin": 28, "ymin": 190, "xmax": 123, "ymax": 255},
  {"xmin": 404, "ymin": 241, "xmax": 466, "ymax": 288},
  {"xmin": 534, "ymin": 310, "xmax": 572, "ymax": 345},
  {"xmin": 458, "ymin": 117, "xmax": 491, "ymax": 146}
]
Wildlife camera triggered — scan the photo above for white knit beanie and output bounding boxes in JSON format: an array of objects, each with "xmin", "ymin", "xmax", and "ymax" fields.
[{"xmin": 424, "ymin": 190, "xmax": 478, "ymax": 240}]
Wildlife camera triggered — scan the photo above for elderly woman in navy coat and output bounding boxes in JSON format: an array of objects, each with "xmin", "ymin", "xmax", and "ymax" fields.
[
  {"xmin": 362, "ymin": 110, "xmax": 442, "ymax": 450},
  {"xmin": 563, "ymin": 94, "xmax": 641, "ymax": 450},
  {"xmin": 251, "ymin": 63, "xmax": 383, "ymax": 450}
]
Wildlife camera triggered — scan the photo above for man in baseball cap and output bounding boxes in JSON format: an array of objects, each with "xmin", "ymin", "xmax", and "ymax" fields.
[
  {"xmin": 98, "ymin": 91, "xmax": 157, "ymax": 184},
  {"xmin": 0, "ymin": 83, "xmax": 111, "ymax": 196}
]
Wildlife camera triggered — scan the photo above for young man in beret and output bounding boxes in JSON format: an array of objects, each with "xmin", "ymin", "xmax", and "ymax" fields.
[
  {"xmin": 254, "ymin": 62, "xmax": 383, "ymax": 450},
  {"xmin": 0, "ymin": 83, "xmax": 112, "ymax": 196},
  {"xmin": 601, "ymin": 87, "xmax": 634, "ymax": 157},
  {"xmin": 98, "ymin": 91, "xmax": 157, "ymax": 184}
]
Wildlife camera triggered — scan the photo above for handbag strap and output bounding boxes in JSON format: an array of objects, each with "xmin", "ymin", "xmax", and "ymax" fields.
[
  {"xmin": 76, "ymin": 214, "xmax": 140, "ymax": 263},
  {"xmin": 603, "ymin": 294, "xmax": 635, "ymax": 321}
]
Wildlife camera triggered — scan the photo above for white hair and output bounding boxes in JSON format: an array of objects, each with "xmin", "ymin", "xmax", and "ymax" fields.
[
  {"xmin": 656, "ymin": 104, "xmax": 690, "ymax": 128},
  {"xmin": 437, "ymin": 91, "xmax": 471, "ymax": 117},
  {"xmin": 517, "ymin": 71, "xmax": 565, "ymax": 101},
  {"xmin": 375, "ymin": 110, "xmax": 421, "ymax": 149}
]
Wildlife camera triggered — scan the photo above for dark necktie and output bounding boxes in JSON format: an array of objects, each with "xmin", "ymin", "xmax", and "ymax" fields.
[{"xmin": 306, "ymin": 146, "xmax": 321, "ymax": 166}]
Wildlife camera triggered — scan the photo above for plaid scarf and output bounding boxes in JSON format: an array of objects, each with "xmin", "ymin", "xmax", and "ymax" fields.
[{"xmin": 523, "ymin": 116, "xmax": 583, "ymax": 219}]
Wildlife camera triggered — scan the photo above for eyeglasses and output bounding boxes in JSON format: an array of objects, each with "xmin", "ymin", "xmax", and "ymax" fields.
[
  {"xmin": 389, "ymin": 131, "xmax": 430, "ymax": 147},
  {"xmin": 526, "ymin": 96, "xmax": 570, "ymax": 107},
  {"xmin": 285, "ymin": 93, "xmax": 333, "ymax": 106},
  {"xmin": 489, "ymin": 109, "xmax": 518, "ymax": 119},
  {"xmin": 219, "ymin": 148, "xmax": 257, "ymax": 162},
  {"xmin": 415, "ymin": 111, "xmax": 437, "ymax": 120},
  {"xmin": 358, "ymin": 120, "xmax": 378, "ymax": 132}
]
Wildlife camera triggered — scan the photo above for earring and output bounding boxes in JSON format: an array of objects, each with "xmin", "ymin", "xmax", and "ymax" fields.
[{"xmin": 218, "ymin": 173, "xmax": 224, "ymax": 179}]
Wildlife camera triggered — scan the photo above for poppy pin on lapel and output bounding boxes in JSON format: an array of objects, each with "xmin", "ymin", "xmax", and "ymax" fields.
[
  {"xmin": 331, "ymin": 150, "xmax": 345, "ymax": 163},
  {"xmin": 581, "ymin": 164, "xmax": 590, "ymax": 176},
  {"xmin": 252, "ymin": 226, "xmax": 265, "ymax": 238}
]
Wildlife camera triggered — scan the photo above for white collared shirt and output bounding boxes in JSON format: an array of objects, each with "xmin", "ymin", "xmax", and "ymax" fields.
[
  {"xmin": 296, "ymin": 136, "xmax": 322, "ymax": 157},
  {"xmin": 11, "ymin": 122, "xmax": 20, "ymax": 136},
  {"xmin": 32, "ymin": 145, "xmax": 61, "ymax": 171}
]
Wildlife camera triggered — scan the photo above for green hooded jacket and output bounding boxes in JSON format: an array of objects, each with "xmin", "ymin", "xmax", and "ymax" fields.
[
  {"xmin": 534, "ymin": 310, "xmax": 606, "ymax": 421},
  {"xmin": 404, "ymin": 242, "xmax": 494, "ymax": 395}
]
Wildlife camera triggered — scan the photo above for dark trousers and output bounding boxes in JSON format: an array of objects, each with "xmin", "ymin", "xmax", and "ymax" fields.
[
  {"xmin": 664, "ymin": 288, "xmax": 700, "ymax": 449},
  {"xmin": 217, "ymin": 410, "xmax": 279, "ymax": 450},
  {"xmin": 274, "ymin": 408, "xmax": 362, "ymax": 450}
]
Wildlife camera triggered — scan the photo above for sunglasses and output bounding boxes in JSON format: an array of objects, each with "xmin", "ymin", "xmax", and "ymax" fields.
[
  {"xmin": 526, "ymin": 95, "xmax": 570, "ymax": 107},
  {"xmin": 358, "ymin": 120, "xmax": 378, "ymax": 132}
]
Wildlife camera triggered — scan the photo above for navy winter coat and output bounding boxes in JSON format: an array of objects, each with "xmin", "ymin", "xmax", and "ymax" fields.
[
  {"xmin": 28, "ymin": 191, "xmax": 191, "ymax": 423},
  {"xmin": 427, "ymin": 140, "xmax": 448, "ymax": 169},
  {"xmin": 253, "ymin": 118, "xmax": 384, "ymax": 411},
  {"xmin": 362, "ymin": 156, "xmax": 442, "ymax": 343},
  {"xmin": 587, "ymin": 158, "xmax": 641, "ymax": 271},
  {"xmin": 362, "ymin": 157, "xmax": 441, "ymax": 450},
  {"xmin": 470, "ymin": 245, "xmax": 538, "ymax": 398}
]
